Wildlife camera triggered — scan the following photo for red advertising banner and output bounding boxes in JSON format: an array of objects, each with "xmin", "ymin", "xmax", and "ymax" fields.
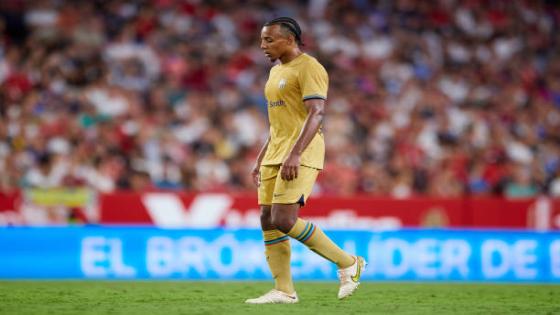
[
  {"xmin": 0, "ymin": 191, "xmax": 19, "ymax": 212},
  {"xmin": 0, "ymin": 191, "xmax": 22, "ymax": 225},
  {"xmin": 97, "ymin": 192, "xmax": 560, "ymax": 230},
  {"xmin": 2, "ymin": 190, "xmax": 559, "ymax": 229}
]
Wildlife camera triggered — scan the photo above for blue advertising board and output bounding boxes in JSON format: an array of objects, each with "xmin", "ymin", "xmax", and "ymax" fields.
[{"xmin": 1, "ymin": 227, "xmax": 560, "ymax": 282}]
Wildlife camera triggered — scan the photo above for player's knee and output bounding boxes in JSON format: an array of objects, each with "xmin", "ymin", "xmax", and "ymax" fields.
[
  {"xmin": 260, "ymin": 206, "xmax": 273, "ymax": 229},
  {"xmin": 260, "ymin": 211, "xmax": 271, "ymax": 226},
  {"xmin": 271, "ymin": 215, "xmax": 296, "ymax": 234}
]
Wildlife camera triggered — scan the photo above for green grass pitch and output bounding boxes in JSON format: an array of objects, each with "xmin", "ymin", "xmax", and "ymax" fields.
[{"xmin": 0, "ymin": 281, "xmax": 559, "ymax": 315}]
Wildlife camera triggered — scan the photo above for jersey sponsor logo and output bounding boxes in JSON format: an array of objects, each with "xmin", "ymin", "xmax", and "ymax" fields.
[
  {"xmin": 278, "ymin": 78, "xmax": 287, "ymax": 89},
  {"xmin": 268, "ymin": 100, "xmax": 285, "ymax": 107}
]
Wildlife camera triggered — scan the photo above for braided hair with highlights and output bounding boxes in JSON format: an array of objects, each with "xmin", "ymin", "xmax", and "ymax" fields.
[{"xmin": 264, "ymin": 17, "xmax": 304, "ymax": 46}]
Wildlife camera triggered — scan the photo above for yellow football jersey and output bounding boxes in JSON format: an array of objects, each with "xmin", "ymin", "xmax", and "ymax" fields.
[{"xmin": 262, "ymin": 53, "xmax": 327, "ymax": 170}]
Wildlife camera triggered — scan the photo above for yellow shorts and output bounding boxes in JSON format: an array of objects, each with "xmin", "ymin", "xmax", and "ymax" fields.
[{"xmin": 258, "ymin": 164, "xmax": 319, "ymax": 206}]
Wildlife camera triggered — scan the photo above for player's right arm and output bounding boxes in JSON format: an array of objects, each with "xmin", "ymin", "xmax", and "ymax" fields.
[{"xmin": 251, "ymin": 135, "xmax": 270, "ymax": 187}]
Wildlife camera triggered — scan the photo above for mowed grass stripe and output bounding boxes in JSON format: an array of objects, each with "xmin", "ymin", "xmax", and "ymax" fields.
[{"xmin": 0, "ymin": 281, "xmax": 559, "ymax": 315}]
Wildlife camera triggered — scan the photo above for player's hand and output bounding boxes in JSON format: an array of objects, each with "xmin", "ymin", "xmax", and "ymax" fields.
[
  {"xmin": 251, "ymin": 163, "xmax": 261, "ymax": 187},
  {"xmin": 281, "ymin": 153, "xmax": 300, "ymax": 181}
]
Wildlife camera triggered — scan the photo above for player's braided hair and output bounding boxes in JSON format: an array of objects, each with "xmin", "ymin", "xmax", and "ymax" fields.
[{"xmin": 264, "ymin": 17, "xmax": 304, "ymax": 46}]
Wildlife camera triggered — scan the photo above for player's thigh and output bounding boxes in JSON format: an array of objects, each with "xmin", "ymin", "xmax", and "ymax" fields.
[
  {"xmin": 272, "ymin": 165, "xmax": 319, "ymax": 205},
  {"xmin": 258, "ymin": 165, "xmax": 280, "ymax": 206}
]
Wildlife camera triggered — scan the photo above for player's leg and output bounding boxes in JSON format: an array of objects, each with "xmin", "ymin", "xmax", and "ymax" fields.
[
  {"xmin": 260, "ymin": 204, "xmax": 294, "ymax": 294},
  {"xmin": 271, "ymin": 203, "xmax": 355, "ymax": 269},
  {"xmin": 271, "ymin": 165, "xmax": 366, "ymax": 299},
  {"xmin": 245, "ymin": 165, "xmax": 298, "ymax": 304}
]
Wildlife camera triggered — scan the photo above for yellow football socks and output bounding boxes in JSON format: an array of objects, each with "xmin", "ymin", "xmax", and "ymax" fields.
[
  {"xmin": 263, "ymin": 229, "xmax": 294, "ymax": 294},
  {"xmin": 287, "ymin": 218, "xmax": 355, "ymax": 268}
]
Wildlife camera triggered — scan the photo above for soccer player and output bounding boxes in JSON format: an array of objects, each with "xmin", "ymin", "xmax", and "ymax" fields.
[{"xmin": 245, "ymin": 17, "xmax": 366, "ymax": 304}]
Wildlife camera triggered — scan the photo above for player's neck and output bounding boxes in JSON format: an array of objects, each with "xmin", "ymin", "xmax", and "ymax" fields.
[{"xmin": 279, "ymin": 47, "xmax": 303, "ymax": 64}]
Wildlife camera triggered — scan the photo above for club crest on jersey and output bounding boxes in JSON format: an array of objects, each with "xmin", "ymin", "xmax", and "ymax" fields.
[{"xmin": 278, "ymin": 78, "xmax": 287, "ymax": 89}]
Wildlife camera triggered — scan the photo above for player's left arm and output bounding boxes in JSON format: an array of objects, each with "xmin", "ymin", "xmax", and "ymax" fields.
[{"xmin": 281, "ymin": 98, "xmax": 324, "ymax": 181}]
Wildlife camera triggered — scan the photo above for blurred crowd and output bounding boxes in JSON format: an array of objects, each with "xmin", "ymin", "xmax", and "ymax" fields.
[{"xmin": 0, "ymin": 0, "xmax": 559, "ymax": 199}]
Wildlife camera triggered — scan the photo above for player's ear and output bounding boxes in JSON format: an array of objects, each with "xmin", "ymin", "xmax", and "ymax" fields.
[{"xmin": 286, "ymin": 34, "xmax": 294, "ymax": 45}]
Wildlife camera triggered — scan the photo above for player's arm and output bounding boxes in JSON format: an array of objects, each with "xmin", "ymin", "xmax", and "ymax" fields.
[
  {"xmin": 281, "ymin": 98, "xmax": 325, "ymax": 181},
  {"xmin": 251, "ymin": 135, "xmax": 270, "ymax": 186}
]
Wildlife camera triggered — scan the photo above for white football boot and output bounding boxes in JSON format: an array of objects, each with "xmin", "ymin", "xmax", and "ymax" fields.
[
  {"xmin": 245, "ymin": 289, "xmax": 299, "ymax": 304},
  {"xmin": 337, "ymin": 256, "xmax": 366, "ymax": 299}
]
